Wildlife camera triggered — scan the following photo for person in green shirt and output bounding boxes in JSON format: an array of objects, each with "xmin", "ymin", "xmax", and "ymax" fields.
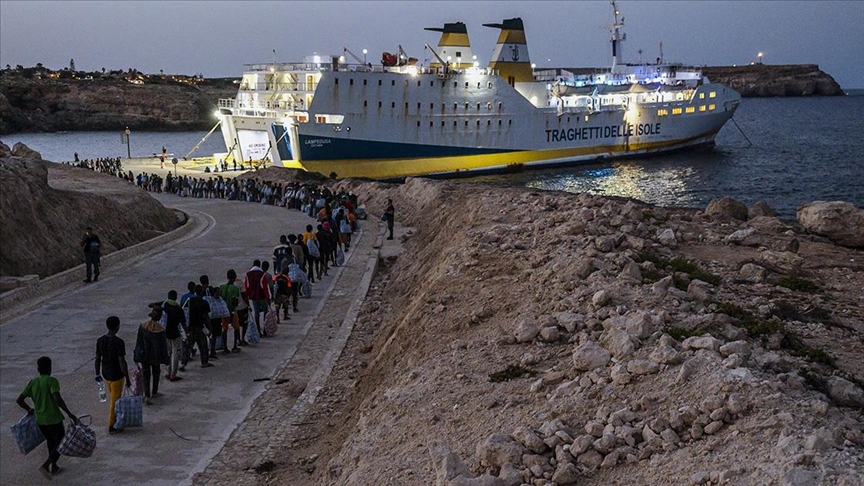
[
  {"xmin": 219, "ymin": 269, "xmax": 243, "ymax": 354},
  {"xmin": 16, "ymin": 356, "xmax": 79, "ymax": 479}
]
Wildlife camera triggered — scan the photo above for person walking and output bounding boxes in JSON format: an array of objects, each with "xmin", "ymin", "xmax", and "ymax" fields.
[
  {"xmin": 384, "ymin": 199, "xmax": 395, "ymax": 240},
  {"xmin": 219, "ymin": 269, "xmax": 243, "ymax": 353},
  {"xmin": 232, "ymin": 275, "xmax": 250, "ymax": 346},
  {"xmin": 187, "ymin": 285, "xmax": 213, "ymax": 368},
  {"xmin": 133, "ymin": 303, "xmax": 170, "ymax": 405},
  {"xmin": 272, "ymin": 235, "xmax": 291, "ymax": 274},
  {"xmin": 244, "ymin": 260, "xmax": 271, "ymax": 338},
  {"xmin": 162, "ymin": 291, "xmax": 187, "ymax": 381},
  {"xmin": 95, "ymin": 316, "xmax": 130, "ymax": 434},
  {"xmin": 81, "ymin": 226, "xmax": 101, "ymax": 282},
  {"xmin": 16, "ymin": 356, "xmax": 79, "ymax": 479},
  {"xmin": 272, "ymin": 264, "xmax": 293, "ymax": 322}
]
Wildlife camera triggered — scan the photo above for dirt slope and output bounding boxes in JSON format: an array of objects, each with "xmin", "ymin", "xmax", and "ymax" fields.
[
  {"xmin": 269, "ymin": 178, "xmax": 863, "ymax": 485},
  {"xmin": 0, "ymin": 144, "xmax": 180, "ymax": 278}
]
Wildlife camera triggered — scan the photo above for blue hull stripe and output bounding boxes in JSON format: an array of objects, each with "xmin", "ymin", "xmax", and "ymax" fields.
[{"xmin": 298, "ymin": 134, "xmax": 514, "ymax": 160}]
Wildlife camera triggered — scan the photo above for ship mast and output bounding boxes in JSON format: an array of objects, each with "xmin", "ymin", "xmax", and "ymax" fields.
[{"xmin": 609, "ymin": 1, "xmax": 626, "ymax": 72}]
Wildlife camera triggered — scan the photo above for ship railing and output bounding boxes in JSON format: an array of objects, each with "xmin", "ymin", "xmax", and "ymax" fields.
[{"xmin": 219, "ymin": 99, "xmax": 303, "ymax": 112}]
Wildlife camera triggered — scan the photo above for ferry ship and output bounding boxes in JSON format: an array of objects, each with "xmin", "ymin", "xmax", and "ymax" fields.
[{"xmin": 214, "ymin": 2, "xmax": 740, "ymax": 179}]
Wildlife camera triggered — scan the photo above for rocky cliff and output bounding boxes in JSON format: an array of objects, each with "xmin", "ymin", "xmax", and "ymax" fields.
[
  {"xmin": 702, "ymin": 64, "xmax": 843, "ymax": 97},
  {"xmin": 0, "ymin": 75, "xmax": 236, "ymax": 134}
]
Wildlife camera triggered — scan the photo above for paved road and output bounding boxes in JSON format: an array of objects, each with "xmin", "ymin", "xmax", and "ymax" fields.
[{"xmin": 1, "ymin": 194, "xmax": 348, "ymax": 485}]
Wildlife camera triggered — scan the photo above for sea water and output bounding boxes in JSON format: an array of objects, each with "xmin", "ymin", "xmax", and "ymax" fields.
[{"xmin": 2, "ymin": 95, "xmax": 862, "ymax": 218}]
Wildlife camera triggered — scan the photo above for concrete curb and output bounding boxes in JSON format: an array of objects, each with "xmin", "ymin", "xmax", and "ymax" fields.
[{"xmin": 0, "ymin": 209, "xmax": 207, "ymax": 322}]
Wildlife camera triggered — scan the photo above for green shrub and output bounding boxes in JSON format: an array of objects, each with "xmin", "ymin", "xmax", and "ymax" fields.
[
  {"xmin": 664, "ymin": 327, "xmax": 705, "ymax": 341},
  {"xmin": 777, "ymin": 275, "xmax": 819, "ymax": 293},
  {"xmin": 716, "ymin": 302, "xmax": 781, "ymax": 336},
  {"xmin": 771, "ymin": 300, "xmax": 801, "ymax": 321},
  {"xmin": 489, "ymin": 365, "xmax": 537, "ymax": 383},
  {"xmin": 781, "ymin": 333, "xmax": 835, "ymax": 366}
]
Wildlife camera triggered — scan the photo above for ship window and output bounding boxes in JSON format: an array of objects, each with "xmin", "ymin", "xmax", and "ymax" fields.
[
  {"xmin": 685, "ymin": 106, "xmax": 695, "ymax": 114},
  {"xmin": 509, "ymin": 119, "xmax": 512, "ymax": 125},
  {"xmin": 584, "ymin": 115, "xmax": 589, "ymax": 122},
  {"xmin": 364, "ymin": 100, "xmax": 367, "ymax": 107},
  {"xmin": 487, "ymin": 120, "xmax": 491, "ymax": 126},
  {"xmin": 430, "ymin": 103, "xmax": 434, "ymax": 110},
  {"xmin": 487, "ymin": 102, "xmax": 492, "ymax": 110},
  {"xmin": 363, "ymin": 79, "xmax": 367, "ymax": 86},
  {"xmin": 699, "ymin": 105, "xmax": 706, "ymax": 112},
  {"xmin": 476, "ymin": 102, "xmax": 481, "ymax": 110},
  {"xmin": 405, "ymin": 102, "xmax": 408, "ymax": 109},
  {"xmin": 465, "ymin": 120, "xmax": 469, "ymax": 126},
  {"xmin": 430, "ymin": 121, "xmax": 434, "ymax": 127},
  {"xmin": 672, "ymin": 107, "xmax": 682, "ymax": 115},
  {"xmin": 391, "ymin": 80, "xmax": 395, "ymax": 86},
  {"xmin": 454, "ymin": 81, "xmax": 458, "ymax": 88},
  {"xmin": 658, "ymin": 109, "xmax": 669, "ymax": 116},
  {"xmin": 417, "ymin": 80, "xmax": 421, "ymax": 87},
  {"xmin": 488, "ymin": 82, "xmax": 493, "ymax": 89},
  {"xmin": 454, "ymin": 120, "xmax": 457, "ymax": 127},
  {"xmin": 699, "ymin": 93, "xmax": 705, "ymax": 100},
  {"xmin": 477, "ymin": 82, "xmax": 481, "ymax": 89},
  {"xmin": 465, "ymin": 82, "xmax": 469, "ymax": 88},
  {"xmin": 378, "ymin": 101, "xmax": 382, "ymax": 108},
  {"xmin": 378, "ymin": 80, "xmax": 382, "ymax": 86},
  {"xmin": 456, "ymin": 51, "xmax": 462, "ymax": 57},
  {"xmin": 392, "ymin": 101, "xmax": 396, "ymax": 108},
  {"xmin": 454, "ymin": 102, "xmax": 458, "ymax": 111},
  {"xmin": 349, "ymin": 79, "xmax": 354, "ymax": 86},
  {"xmin": 417, "ymin": 103, "xmax": 421, "ymax": 110},
  {"xmin": 498, "ymin": 103, "xmax": 503, "ymax": 110},
  {"xmin": 709, "ymin": 92, "xmax": 717, "ymax": 98},
  {"xmin": 417, "ymin": 121, "xmax": 420, "ymax": 127},
  {"xmin": 430, "ymin": 81, "xmax": 434, "ymax": 87},
  {"xmin": 709, "ymin": 104, "xmax": 716, "ymax": 110},
  {"xmin": 335, "ymin": 78, "xmax": 339, "ymax": 85},
  {"xmin": 441, "ymin": 121, "xmax": 445, "ymax": 127},
  {"xmin": 464, "ymin": 102, "xmax": 469, "ymax": 110},
  {"xmin": 477, "ymin": 120, "xmax": 480, "ymax": 126},
  {"xmin": 404, "ymin": 80, "xmax": 408, "ymax": 87},
  {"xmin": 567, "ymin": 117, "xmax": 570, "ymax": 123}
]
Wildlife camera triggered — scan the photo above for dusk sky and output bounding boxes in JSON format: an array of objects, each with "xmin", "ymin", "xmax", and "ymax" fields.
[{"xmin": 2, "ymin": 1, "xmax": 862, "ymax": 88}]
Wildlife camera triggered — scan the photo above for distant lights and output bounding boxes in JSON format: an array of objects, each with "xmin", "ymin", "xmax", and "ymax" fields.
[{"xmin": 213, "ymin": 110, "xmax": 221, "ymax": 118}]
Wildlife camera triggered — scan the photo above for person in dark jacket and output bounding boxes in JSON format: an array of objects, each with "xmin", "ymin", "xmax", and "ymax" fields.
[
  {"xmin": 163, "ymin": 290, "xmax": 187, "ymax": 382},
  {"xmin": 187, "ymin": 285, "xmax": 213, "ymax": 368},
  {"xmin": 81, "ymin": 226, "xmax": 101, "ymax": 283},
  {"xmin": 134, "ymin": 303, "xmax": 170, "ymax": 405}
]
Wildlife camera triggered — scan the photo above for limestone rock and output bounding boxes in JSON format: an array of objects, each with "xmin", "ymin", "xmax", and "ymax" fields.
[
  {"xmin": 748, "ymin": 201, "xmax": 776, "ymax": 219},
  {"xmin": 605, "ymin": 328, "xmax": 637, "ymax": 359},
  {"xmin": 592, "ymin": 289, "xmax": 611, "ymax": 307},
  {"xmin": 600, "ymin": 450, "xmax": 619, "ymax": 469},
  {"xmin": 0, "ymin": 141, "xmax": 10, "ymax": 157},
  {"xmin": 826, "ymin": 376, "xmax": 864, "ymax": 407},
  {"xmin": 570, "ymin": 435, "xmax": 595, "ymax": 455},
  {"xmin": 496, "ymin": 463, "xmax": 523, "ymax": 486},
  {"xmin": 739, "ymin": 263, "xmax": 768, "ymax": 283},
  {"xmin": 625, "ymin": 312, "xmax": 660, "ymax": 339},
  {"xmin": 512, "ymin": 426, "xmax": 547, "ymax": 454},
  {"xmin": 554, "ymin": 312, "xmax": 583, "ymax": 334},
  {"xmin": 724, "ymin": 227, "xmax": 759, "ymax": 245},
  {"xmin": 572, "ymin": 341, "xmax": 611, "ymax": 371},
  {"xmin": 719, "ymin": 340, "xmax": 751, "ymax": 358},
  {"xmin": 551, "ymin": 463, "xmax": 580, "ymax": 485},
  {"xmin": 11, "ymin": 142, "xmax": 42, "ymax": 160},
  {"xmin": 538, "ymin": 326, "xmax": 560, "ymax": 343},
  {"xmin": 575, "ymin": 450, "xmax": 603, "ymax": 469},
  {"xmin": 591, "ymin": 432, "xmax": 616, "ymax": 454},
  {"xmin": 538, "ymin": 419, "xmax": 568, "ymax": 438},
  {"xmin": 705, "ymin": 197, "xmax": 748, "ymax": 221},
  {"xmin": 595, "ymin": 236, "xmax": 616, "ymax": 252},
  {"xmin": 650, "ymin": 343, "xmax": 682, "ymax": 365},
  {"xmin": 476, "ymin": 433, "xmax": 525, "ymax": 469},
  {"xmin": 757, "ymin": 249, "xmax": 805, "ymax": 274},
  {"xmin": 430, "ymin": 441, "xmax": 474, "ymax": 486},
  {"xmin": 780, "ymin": 467, "xmax": 818, "ymax": 486},
  {"xmin": 682, "ymin": 335, "xmax": 722, "ymax": 352},
  {"xmin": 515, "ymin": 319, "xmax": 542, "ymax": 343},
  {"xmin": 797, "ymin": 201, "xmax": 864, "ymax": 248},
  {"xmin": 657, "ymin": 228, "xmax": 677, "ymax": 247},
  {"xmin": 626, "ymin": 359, "xmax": 660, "ymax": 375}
]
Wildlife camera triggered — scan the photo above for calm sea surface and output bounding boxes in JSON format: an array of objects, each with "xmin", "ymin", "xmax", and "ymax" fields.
[{"xmin": 3, "ymin": 95, "xmax": 862, "ymax": 218}]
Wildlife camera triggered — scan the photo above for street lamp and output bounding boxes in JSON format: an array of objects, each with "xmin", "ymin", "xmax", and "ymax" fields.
[
  {"xmin": 758, "ymin": 52, "xmax": 763, "ymax": 64},
  {"xmin": 362, "ymin": 49, "xmax": 367, "ymax": 64},
  {"xmin": 124, "ymin": 127, "xmax": 131, "ymax": 158}
]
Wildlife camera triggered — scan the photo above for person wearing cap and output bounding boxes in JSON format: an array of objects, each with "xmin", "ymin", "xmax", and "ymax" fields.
[
  {"xmin": 133, "ymin": 303, "xmax": 170, "ymax": 405},
  {"xmin": 81, "ymin": 226, "xmax": 101, "ymax": 283}
]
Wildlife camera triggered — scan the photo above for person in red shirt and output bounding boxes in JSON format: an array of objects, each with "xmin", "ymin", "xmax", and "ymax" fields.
[{"xmin": 244, "ymin": 260, "xmax": 271, "ymax": 338}]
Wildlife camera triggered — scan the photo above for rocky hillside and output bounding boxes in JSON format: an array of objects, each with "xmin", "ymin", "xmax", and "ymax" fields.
[
  {"xmin": 0, "ymin": 75, "xmax": 236, "ymax": 134},
  {"xmin": 702, "ymin": 64, "xmax": 843, "ymax": 97},
  {"xmin": 0, "ymin": 142, "xmax": 180, "ymax": 278},
  {"xmin": 268, "ymin": 178, "xmax": 863, "ymax": 485}
]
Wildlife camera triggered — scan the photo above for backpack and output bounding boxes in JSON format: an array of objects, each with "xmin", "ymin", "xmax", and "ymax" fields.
[
  {"xmin": 307, "ymin": 238, "xmax": 320, "ymax": 258},
  {"xmin": 339, "ymin": 218, "xmax": 352, "ymax": 234},
  {"xmin": 274, "ymin": 274, "xmax": 291, "ymax": 295}
]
